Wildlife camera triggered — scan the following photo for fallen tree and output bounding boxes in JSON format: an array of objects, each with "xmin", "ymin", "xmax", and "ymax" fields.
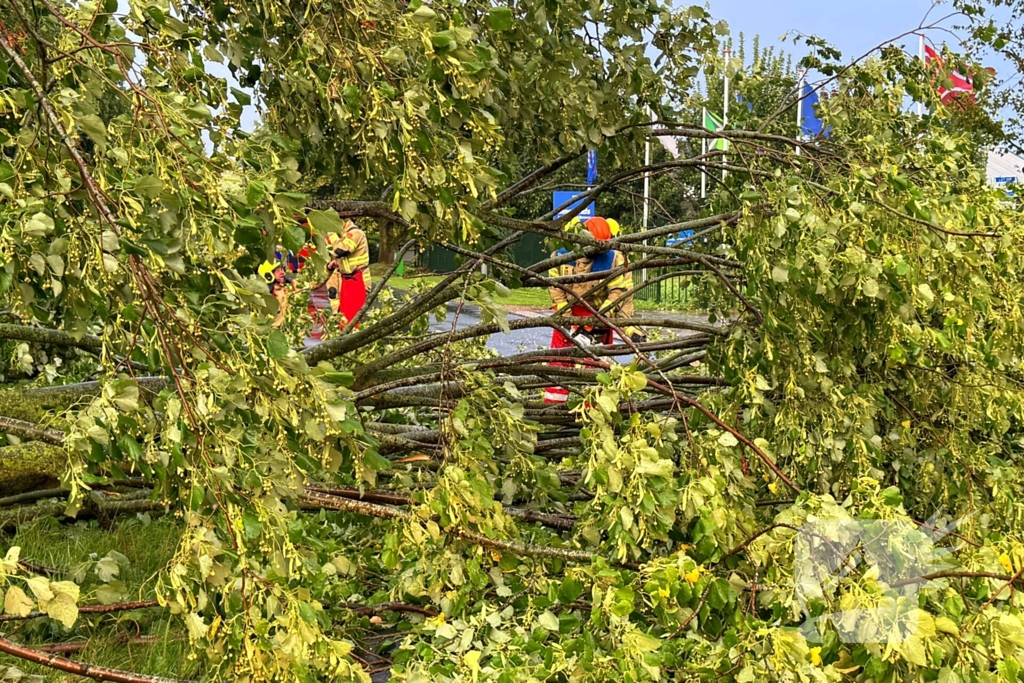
[{"xmin": 1, "ymin": 0, "xmax": 1023, "ymax": 681}]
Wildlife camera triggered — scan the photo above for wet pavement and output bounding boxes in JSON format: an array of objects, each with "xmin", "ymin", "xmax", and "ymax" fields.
[{"xmin": 426, "ymin": 301, "xmax": 711, "ymax": 362}]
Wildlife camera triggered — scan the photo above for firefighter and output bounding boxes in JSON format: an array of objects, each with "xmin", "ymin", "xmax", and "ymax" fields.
[
  {"xmin": 322, "ymin": 219, "xmax": 372, "ymax": 329},
  {"xmin": 543, "ymin": 216, "xmax": 644, "ymax": 403},
  {"xmin": 258, "ymin": 258, "xmax": 293, "ymax": 329},
  {"xmin": 602, "ymin": 218, "xmax": 645, "ymax": 347}
]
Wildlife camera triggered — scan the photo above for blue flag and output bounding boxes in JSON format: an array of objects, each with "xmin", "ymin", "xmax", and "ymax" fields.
[
  {"xmin": 800, "ymin": 85, "xmax": 831, "ymax": 138},
  {"xmin": 587, "ymin": 150, "xmax": 597, "ymax": 186}
]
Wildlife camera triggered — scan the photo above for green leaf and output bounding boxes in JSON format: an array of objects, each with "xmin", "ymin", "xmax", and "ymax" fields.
[
  {"xmin": 411, "ymin": 5, "xmax": 436, "ymax": 22},
  {"xmin": 362, "ymin": 449, "xmax": 391, "ymax": 472},
  {"xmin": 230, "ymin": 87, "xmax": 251, "ymax": 106},
  {"xmin": 880, "ymin": 486, "xmax": 903, "ymax": 507},
  {"xmin": 771, "ymin": 265, "xmax": 789, "ymax": 283},
  {"xmin": 321, "ymin": 371, "xmax": 354, "ymax": 386},
  {"xmin": 307, "ymin": 209, "xmax": 345, "ymax": 236},
  {"xmin": 282, "ymin": 225, "xmax": 305, "ymax": 253},
  {"xmin": 267, "ymin": 330, "xmax": 289, "ymax": 358},
  {"xmin": 431, "ymin": 30, "xmax": 457, "ymax": 50},
  {"xmin": 275, "ymin": 192, "xmax": 309, "ymax": 211},
  {"xmin": 78, "ymin": 114, "xmax": 107, "ymax": 147},
  {"xmin": 488, "ymin": 7, "xmax": 513, "ymax": 31},
  {"xmin": 134, "ymin": 175, "xmax": 164, "ymax": 199},
  {"xmin": 45, "ymin": 583, "xmax": 79, "ymax": 629},
  {"xmin": 101, "ymin": 230, "xmax": 120, "ymax": 252},
  {"xmin": 26, "ymin": 577, "xmax": 53, "ymax": 602},
  {"xmin": 707, "ymin": 579, "xmax": 732, "ymax": 610},
  {"xmin": 24, "ymin": 213, "xmax": 54, "ymax": 238},
  {"xmin": 106, "ymin": 379, "xmax": 140, "ymax": 412},
  {"xmin": 298, "ymin": 601, "xmax": 317, "ymax": 624},
  {"xmin": 189, "ymin": 484, "xmax": 205, "ymax": 512},
  {"xmin": 537, "ymin": 610, "xmax": 559, "ymax": 631},
  {"xmin": 4, "ymin": 586, "xmax": 34, "ymax": 617},
  {"xmin": 558, "ymin": 577, "xmax": 584, "ymax": 604}
]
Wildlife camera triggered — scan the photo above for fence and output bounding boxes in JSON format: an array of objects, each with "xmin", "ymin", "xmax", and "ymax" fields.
[
  {"xmin": 633, "ymin": 232, "xmax": 714, "ymax": 308},
  {"xmin": 418, "ymin": 232, "xmax": 549, "ymax": 273}
]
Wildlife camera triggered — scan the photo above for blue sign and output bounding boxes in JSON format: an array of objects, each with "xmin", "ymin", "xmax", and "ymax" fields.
[
  {"xmin": 800, "ymin": 85, "xmax": 832, "ymax": 139},
  {"xmin": 553, "ymin": 191, "xmax": 595, "ymax": 220},
  {"xmin": 666, "ymin": 229, "xmax": 696, "ymax": 247},
  {"xmin": 995, "ymin": 177, "xmax": 1017, "ymax": 198},
  {"xmin": 587, "ymin": 150, "xmax": 598, "ymax": 186}
]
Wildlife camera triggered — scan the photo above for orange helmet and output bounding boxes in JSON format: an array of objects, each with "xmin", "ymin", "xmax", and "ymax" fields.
[{"xmin": 585, "ymin": 217, "xmax": 612, "ymax": 241}]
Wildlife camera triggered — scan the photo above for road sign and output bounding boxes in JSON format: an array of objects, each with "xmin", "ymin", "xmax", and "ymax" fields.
[
  {"xmin": 553, "ymin": 191, "xmax": 595, "ymax": 220},
  {"xmin": 995, "ymin": 176, "xmax": 1017, "ymax": 198},
  {"xmin": 666, "ymin": 229, "xmax": 696, "ymax": 247}
]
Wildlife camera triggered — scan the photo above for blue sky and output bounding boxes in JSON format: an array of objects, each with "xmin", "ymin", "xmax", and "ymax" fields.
[{"xmin": 704, "ymin": 0, "xmax": 958, "ymax": 62}]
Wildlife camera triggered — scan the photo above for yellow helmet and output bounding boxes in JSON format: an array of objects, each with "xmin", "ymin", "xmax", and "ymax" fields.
[
  {"xmin": 607, "ymin": 218, "xmax": 621, "ymax": 237},
  {"xmin": 258, "ymin": 261, "xmax": 278, "ymax": 283}
]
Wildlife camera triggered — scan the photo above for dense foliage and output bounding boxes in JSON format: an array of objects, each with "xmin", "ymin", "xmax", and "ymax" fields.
[{"xmin": 1, "ymin": 1, "xmax": 1024, "ymax": 682}]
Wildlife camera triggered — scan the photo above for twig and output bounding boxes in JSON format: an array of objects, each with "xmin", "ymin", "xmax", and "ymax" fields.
[
  {"xmin": 345, "ymin": 602, "xmax": 439, "ymax": 618},
  {"xmin": 667, "ymin": 581, "xmax": 713, "ymax": 638}
]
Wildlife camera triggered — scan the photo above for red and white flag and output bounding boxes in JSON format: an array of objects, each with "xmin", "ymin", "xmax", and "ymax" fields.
[{"xmin": 923, "ymin": 44, "xmax": 989, "ymax": 107}]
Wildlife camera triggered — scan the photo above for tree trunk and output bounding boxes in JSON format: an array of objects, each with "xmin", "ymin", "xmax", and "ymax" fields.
[
  {"xmin": 377, "ymin": 217, "xmax": 407, "ymax": 266},
  {"xmin": 0, "ymin": 442, "xmax": 66, "ymax": 496}
]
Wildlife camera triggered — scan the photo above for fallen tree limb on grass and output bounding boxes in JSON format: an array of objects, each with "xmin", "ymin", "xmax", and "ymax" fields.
[
  {"xmin": 0, "ymin": 632, "xmax": 189, "ymax": 683},
  {"xmin": 305, "ymin": 483, "xmax": 579, "ymax": 531},
  {"xmin": 0, "ymin": 600, "xmax": 160, "ymax": 623},
  {"xmin": 0, "ymin": 494, "xmax": 166, "ymax": 531},
  {"xmin": 302, "ymin": 489, "xmax": 635, "ymax": 569}
]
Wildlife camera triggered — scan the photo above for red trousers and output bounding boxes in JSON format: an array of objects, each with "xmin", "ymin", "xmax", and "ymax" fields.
[
  {"xmin": 340, "ymin": 270, "xmax": 367, "ymax": 325},
  {"xmin": 306, "ymin": 271, "xmax": 367, "ymax": 340},
  {"xmin": 543, "ymin": 305, "xmax": 611, "ymax": 404}
]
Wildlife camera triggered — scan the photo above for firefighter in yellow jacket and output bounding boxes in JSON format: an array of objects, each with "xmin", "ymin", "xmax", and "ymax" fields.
[
  {"xmin": 322, "ymin": 220, "xmax": 372, "ymax": 329},
  {"xmin": 543, "ymin": 216, "xmax": 644, "ymax": 403},
  {"xmin": 258, "ymin": 259, "xmax": 293, "ymax": 329}
]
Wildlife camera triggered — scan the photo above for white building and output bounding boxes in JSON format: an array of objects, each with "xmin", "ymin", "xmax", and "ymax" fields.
[{"xmin": 986, "ymin": 148, "xmax": 1024, "ymax": 194}]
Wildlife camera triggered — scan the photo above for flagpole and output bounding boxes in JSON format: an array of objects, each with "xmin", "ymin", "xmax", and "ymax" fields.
[
  {"xmin": 722, "ymin": 49, "xmax": 730, "ymax": 181},
  {"xmin": 642, "ymin": 106, "xmax": 651, "ymax": 232},
  {"xmin": 700, "ymin": 107, "xmax": 707, "ymax": 200},
  {"xmin": 796, "ymin": 69, "xmax": 805, "ymax": 156},
  {"xmin": 918, "ymin": 34, "xmax": 925, "ymax": 116},
  {"xmin": 641, "ymin": 104, "xmax": 652, "ymax": 285}
]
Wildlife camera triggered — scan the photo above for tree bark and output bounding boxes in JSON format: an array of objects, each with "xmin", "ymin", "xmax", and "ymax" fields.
[
  {"xmin": 0, "ymin": 633, "xmax": 189, "ymax": 683},
  {"xmin": 0, "ymin": 443, "xmax": 66, "ymax": 496}
]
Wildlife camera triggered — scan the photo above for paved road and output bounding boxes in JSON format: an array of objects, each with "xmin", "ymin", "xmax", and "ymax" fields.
[
  {"xmin": 426, "ymin": 302, "xmax": 710, "ymax": 362},
  {"xmin": 427, "ymin": 305, "xmax": 549, "ymax": 356}
]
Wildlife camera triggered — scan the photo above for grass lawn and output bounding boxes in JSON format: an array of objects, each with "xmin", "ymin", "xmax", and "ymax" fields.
[
  {"xmin": 382, "ymin": 272, "xmax": 552, "ymax": 308},
  {"xmin": 0, "ymin": 515, "xmax": 196, "ymax": 681}
]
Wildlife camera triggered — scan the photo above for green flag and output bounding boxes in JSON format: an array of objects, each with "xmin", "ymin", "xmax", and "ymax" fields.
[
  {"xmin": 703, "ymin": 110, "xmax": 727, "ymax": 151},
  {"xmin": 396, "ymin": 259, "xmax": 405, "ymax": 277}
]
